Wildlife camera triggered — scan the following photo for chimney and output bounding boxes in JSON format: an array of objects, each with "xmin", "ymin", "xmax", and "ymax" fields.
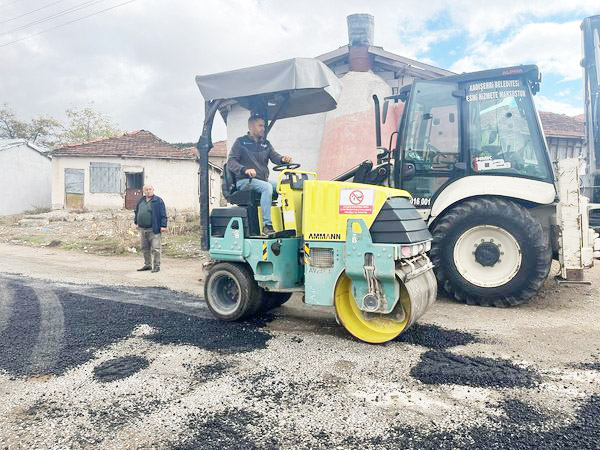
[{"xmin": 347, "ymin": 13, "xmax": 374, "ymax": 72}]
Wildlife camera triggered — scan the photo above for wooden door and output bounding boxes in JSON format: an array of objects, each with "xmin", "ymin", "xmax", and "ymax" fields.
[
  {"xmin": 125, "ymin": 172, "xmax": 144, "ymax": 209},
  {"xmin": 64, "ymin": 169, "xmax": 84, "ymax": 209}
]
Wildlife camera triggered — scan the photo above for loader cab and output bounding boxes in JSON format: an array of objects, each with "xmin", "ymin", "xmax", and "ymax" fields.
[{"xmin": 392, "ymin": 66, "xmax": 555, "ymax": 211}]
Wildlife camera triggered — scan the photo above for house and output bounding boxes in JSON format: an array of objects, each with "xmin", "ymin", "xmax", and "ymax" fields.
[
  {"xmin": 51, "ymin": 130, "xmax": 222, "ymax": 212},
  {"xmin": 0, "ymin": 139, "xmax": 51, "ymax": 215},
  {"xmin": 538, "ymin": 111, "xmax": 585, "ymax": 161},
  {"xmin": 224, "ymin": 13, "xmax": 454, "ymax": 179}
]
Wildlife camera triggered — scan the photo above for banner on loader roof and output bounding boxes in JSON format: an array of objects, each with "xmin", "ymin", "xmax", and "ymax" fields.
[
  {"xmin": 339, "ymin": 188, "xmax": 374, "ymax": 215},
  {"xmin": 465, "ymin": 79, "xmax": 526, "ymax": 102}
]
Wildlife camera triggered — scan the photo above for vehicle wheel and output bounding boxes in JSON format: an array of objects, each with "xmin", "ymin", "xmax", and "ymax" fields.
[
  {"xmin": 261, "ymin": 292, "xmax": 292, "ymax": 312},
  {"xmin": 204, "ymin": 262, "xmax": 263, "ymax": 321},
  {"xmin": 430, "ymin": 197, "xmax": 551, "ymax": 307}
]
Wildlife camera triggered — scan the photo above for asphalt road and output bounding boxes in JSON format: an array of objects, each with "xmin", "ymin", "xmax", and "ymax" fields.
[{"xmin": 1, "ymin": 272, "xmax": 599, "ymax": 449}]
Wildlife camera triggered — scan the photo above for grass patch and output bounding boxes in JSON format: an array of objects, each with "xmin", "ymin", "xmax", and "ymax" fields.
[
  {"xmin": 11, "ymin": 235, "xmax": 50, "ymax": 246},
  {"xmin": 162, "ymin": 234, "xmax": 201, "ymax": 258}
]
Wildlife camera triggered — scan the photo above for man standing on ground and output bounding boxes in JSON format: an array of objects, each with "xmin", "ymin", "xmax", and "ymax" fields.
[
  {"xmin": 134, "ymin": 184, "xmax": 167, "ymax": 273},
  {"xmin": 227, "ymin": 112, "xmax": 293, "ymax": 235}
]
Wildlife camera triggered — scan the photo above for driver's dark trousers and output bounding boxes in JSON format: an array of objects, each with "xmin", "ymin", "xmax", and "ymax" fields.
[{"xmin": 236, "ymin": 178, "xmax": 278, "ymax": 226}]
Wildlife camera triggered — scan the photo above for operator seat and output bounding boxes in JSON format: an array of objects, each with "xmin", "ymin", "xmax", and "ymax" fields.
[{"xmin": 222, "ymin": 163, "xmax": 261, "ymax": 206}]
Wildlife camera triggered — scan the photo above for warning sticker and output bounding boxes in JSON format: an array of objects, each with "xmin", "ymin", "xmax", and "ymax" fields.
[
  {"xmin": 339, "ymin": 189, "xmax": 374, "ymax": 214},
  {"xmin": 473, "ymin": 156, "xmax": 512, "ymax": 171}
]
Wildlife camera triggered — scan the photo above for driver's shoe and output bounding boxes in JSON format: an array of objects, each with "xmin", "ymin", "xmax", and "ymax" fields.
[{"xmin": 262, "ymin": 225, "xmax": 275, "ymax": 236}]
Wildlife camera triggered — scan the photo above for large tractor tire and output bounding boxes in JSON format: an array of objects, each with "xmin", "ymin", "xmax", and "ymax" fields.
[
  {"xmin": 204, "ymin": 262, "xmax": 263, "ymax": 321},
  {"xmin": 430, "ymin": 197, "xmax": 551, "ymax": 307}
]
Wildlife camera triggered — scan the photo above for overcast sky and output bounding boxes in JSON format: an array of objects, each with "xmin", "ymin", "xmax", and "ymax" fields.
[{"xmin": 1, "ymin": 0, "xmax": 598, "ymax": 143}]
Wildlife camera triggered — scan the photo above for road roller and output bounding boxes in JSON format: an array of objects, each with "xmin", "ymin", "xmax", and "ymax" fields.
[
  {"xmin": 202, "ymin": 164, "xmax": 437, "ymax": 343},
  {"xmin": 195, "ymin": 57, "xmax": 437, "ymax": 343}
]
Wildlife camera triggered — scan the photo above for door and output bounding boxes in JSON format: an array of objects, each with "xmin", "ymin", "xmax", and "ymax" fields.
[
  {"xmin": 398, "ymin": 81, "xmax": 461, "ymax": 211},
  {"xmin": 64, "ymin": 169, "xmax": 84, "ymax": 209},
  {"xmin": 125, "ymin": 172, "xmax": 144, "ymax": 209}
]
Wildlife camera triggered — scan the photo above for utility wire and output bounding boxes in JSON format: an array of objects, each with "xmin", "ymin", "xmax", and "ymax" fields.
[
  {"xmin": 0, "ymin": 0, "xmax": 67, "ymax": 24},
  {"xmin": 0, "ymin": 0, "xmax": 29, "ymax": 8},
  {"xmin": 1, "ymin": 0, "xmax": 109, "ymax": 37},
  {"xmin": 0, "ymin": 0, "xmax": 139, "ymax": 48}
]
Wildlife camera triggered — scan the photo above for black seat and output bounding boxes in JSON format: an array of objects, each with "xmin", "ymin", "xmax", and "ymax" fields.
[
  {"xmin": 222, "ymin": 163, "xmax": 261, "ymax": 206},
  {"xmin": 222, "ymin": 163, "xmax": 278, "ymax": 206}
]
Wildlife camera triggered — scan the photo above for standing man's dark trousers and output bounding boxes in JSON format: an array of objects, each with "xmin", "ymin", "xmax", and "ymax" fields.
[{"xmin": 140, "ymin": 228, "xmax": 161, "ymax": 270}]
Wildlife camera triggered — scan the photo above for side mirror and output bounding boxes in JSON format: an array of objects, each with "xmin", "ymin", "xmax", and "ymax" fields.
[
  {"xmin": 382, "ymin": 100, "xmax": 389, "ymax": 124},
  {"xmin": 402, "ymin": 162, "xmax": 416, "ymax": 180}
]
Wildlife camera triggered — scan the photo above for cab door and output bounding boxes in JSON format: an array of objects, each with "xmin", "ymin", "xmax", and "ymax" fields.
[{"xmin": 397, "ymin": 81, "xmax": 463, "ymax": 217}]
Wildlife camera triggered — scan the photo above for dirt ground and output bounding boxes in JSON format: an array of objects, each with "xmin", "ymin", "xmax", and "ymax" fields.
[
  {"xmin": 0, "ymin": 209, "xmax": 202, "ymax": 258},
  {"xmin": 1, "ymin": 241, "xmax": 600, "ymax": 448}
]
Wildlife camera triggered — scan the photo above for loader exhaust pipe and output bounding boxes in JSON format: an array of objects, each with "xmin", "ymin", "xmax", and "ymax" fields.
[{"xmin": 373, "ymin": 94, "xmax": 382, "ymax": 148}]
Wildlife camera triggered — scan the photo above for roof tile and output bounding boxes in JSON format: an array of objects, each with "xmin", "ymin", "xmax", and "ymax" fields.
[
  {"xmin": 52, "ymin": 130, "xmax": 197, "ymax": 159},
  {"xmin": 539, "ymin": 111, "xmax": 585, "ymax": 138}
]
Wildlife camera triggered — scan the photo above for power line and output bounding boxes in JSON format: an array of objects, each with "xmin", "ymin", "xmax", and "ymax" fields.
[
  {"xmin": 0, "ymin": 0, "xmax": 139, "ymax": 48},
  {"xmin": 0, "ymin": 0, "xmax": 109, "ymax": 37},
  {"xmin": 0, "ymin": 0, "xmax": 29, "ymax": 8},
  {"xmin": 0, "ymin": 0, "xmax": 68, "ymax": 25}
]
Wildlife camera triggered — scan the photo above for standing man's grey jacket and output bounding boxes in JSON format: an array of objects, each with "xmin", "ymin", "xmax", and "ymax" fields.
[{"xmin": 227, "ymin": 133, "xmax": 284, "ymax": 181}]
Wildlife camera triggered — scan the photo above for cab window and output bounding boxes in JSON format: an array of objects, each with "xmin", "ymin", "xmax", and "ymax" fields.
[{"xmin": 465, "ymin": 78, "xmax": 550, "ymax": 180}]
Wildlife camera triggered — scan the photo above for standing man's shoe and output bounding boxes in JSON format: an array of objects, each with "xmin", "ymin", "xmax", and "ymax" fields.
[
  {"xmin": 262, "ymin": 225, "xmax": 275, "ymax": 235},
  {"xmin": 137, "ymin": 265, "xmax": 152, "ymax": 271},
  {"xmin": 151, "ymin": 266, "xmax": 160, "ymax": 273}
]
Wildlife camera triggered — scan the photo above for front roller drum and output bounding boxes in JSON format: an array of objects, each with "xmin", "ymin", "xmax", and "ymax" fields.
[{"xmin": 334, "ymin": 256, "xmax": 437, "ymax": 344}]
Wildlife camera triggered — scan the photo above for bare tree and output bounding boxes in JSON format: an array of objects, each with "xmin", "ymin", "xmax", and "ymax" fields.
[
  {"xmin": 0, "ymin": 102, "xmax": 121, "ymax": 149},
  {"xmin": 60, "ymin": 103, "xmax": 121, "ymax": 146}
]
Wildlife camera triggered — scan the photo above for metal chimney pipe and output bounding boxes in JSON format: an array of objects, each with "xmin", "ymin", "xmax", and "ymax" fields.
[{"xmin": 347, "ymin": 14, "xmax": 374, "ymax": 47}]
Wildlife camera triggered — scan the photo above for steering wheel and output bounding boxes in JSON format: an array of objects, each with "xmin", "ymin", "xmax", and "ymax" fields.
[{"xmin": 273, "ymin": 163, "xmax": 300, "ymax": 171}]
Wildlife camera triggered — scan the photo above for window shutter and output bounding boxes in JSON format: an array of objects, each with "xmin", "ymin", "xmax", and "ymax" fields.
[{"xmin": 90, "ymin": 162, "xmax": 121, "ymax": 193}]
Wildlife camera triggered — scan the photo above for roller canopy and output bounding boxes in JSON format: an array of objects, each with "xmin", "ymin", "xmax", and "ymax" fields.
[{"xmin": 195, "ymin": 57, "xmax": 342, "ymax": 121}]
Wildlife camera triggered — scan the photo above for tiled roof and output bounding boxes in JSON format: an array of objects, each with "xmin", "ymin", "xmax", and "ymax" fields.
[
  {"xmin": 52, "ymin": 130, "xmax": 197, "ymax": 159},
  {"xmin": 209, "ymin": 140, "xmax": 227, "ymax": 157},
  {"xmin": 539, "ymin": 111, "xmax": 585, "ymax": 139},
  {"xmin": 174, "ymin": 140, "xmax": 227, "ymax": 159}
]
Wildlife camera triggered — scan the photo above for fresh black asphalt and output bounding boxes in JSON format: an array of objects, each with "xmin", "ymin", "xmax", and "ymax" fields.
[
  {"xmin": 0, "ymin": 273, "xmax": 271, "ymax": 377},
  {"xmin": 1, "ymin": 272, "xmax": 599, "ymax": 449}
]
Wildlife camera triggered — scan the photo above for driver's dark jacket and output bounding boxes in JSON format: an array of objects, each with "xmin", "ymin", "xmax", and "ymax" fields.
[{"xmin": 227, "ymin": 133, "xmax": 284, "ymax": 182}]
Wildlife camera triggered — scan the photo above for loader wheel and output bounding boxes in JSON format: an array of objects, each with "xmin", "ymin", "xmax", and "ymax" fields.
[
  {"xmin": 430, "ymin": 197, "xmax": 551, "ymax": 307},
  {"xmin": 204, "ymin": 262, "xmax": 263, "ymax": 321},
  {"xmin": 334, "ymin": 274, "xmax": 406, "ymax": 344},
  {"xmin": 261, "ymin": 292, "xmax": 292, "ymax": 312}
]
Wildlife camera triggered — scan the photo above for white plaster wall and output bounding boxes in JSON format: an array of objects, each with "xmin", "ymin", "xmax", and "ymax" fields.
[
  {"xmin": 0, "ymin": 145, "xmax": 51, "ymax": 215},
  {"xmin": 226, "ymin": 104, "xmax": 327, "ymax": 176},
  {"xmin": 52, "ymin": 156, "xmax": 221, "ymax": 212},
  {"xmin": 224, "ymin": 71, "xmax": 393, "ymax": 179},
  {"xmin": 318, "ymin": 71, "xmax": 395, "ymax": 179}
]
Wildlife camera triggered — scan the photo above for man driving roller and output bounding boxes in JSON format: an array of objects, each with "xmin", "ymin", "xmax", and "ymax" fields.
[{"xmin": 227, "ymin": 112, "xmax": 292, "ymax": 235}]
